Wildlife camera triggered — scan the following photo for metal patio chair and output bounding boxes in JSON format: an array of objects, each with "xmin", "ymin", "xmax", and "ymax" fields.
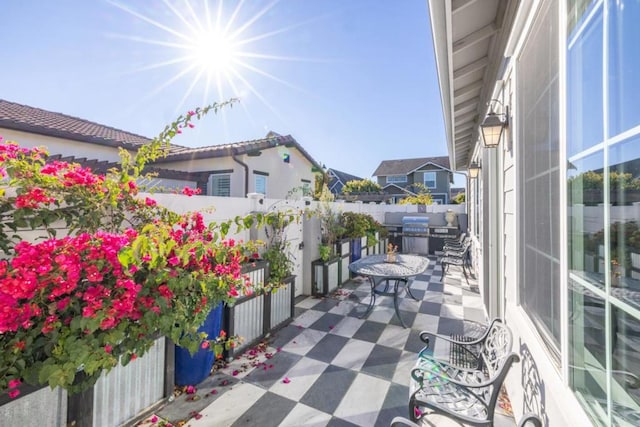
[
  {"xmin": 440, "ymin": 238, "xmax": 472, "ymax": 283},
  {"xmin": 409, "ymin": 319, "xmax": 519, "ymax": 427}
]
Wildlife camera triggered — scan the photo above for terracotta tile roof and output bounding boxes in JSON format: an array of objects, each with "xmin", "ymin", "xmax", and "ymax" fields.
[
  {"xmin": 0, "ymin": 99, "xmax": 177, "ymax": 150},
  {"xmin": 372, "ymin": 156, "xmax": 451, "ymax": 176},
  {"xmin": 0, "ymin": 100, "xmax": 322, "ymax": 170},
  {"xmin": 157, "ymin": 132, "xmax": 323, "ymax": 171}
]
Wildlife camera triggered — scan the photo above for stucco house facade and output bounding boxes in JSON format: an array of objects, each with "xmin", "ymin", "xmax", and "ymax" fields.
[
  {"xmin": 429, "ymin": 0, "xmax": 640, "ymax": 425},
  {"xmin": 372, "ymin": 156, "xmax": 454, "ymax": 204},
  {"xmin": 0, "ymin": 100, "xmax": 321, "ymax": 199}
]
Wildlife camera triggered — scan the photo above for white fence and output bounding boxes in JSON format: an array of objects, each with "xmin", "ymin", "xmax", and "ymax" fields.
[{"xmin": 0, "ymin": 193, "xmax": 466, "ymax": 426}]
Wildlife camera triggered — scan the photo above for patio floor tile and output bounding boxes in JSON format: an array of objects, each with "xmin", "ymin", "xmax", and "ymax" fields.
[{"xmin": 161, "ymin": 255, "xmax": 516, "ymax": 427}]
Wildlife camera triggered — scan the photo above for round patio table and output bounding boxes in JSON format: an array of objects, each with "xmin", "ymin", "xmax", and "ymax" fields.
[{"xmin": 348, "ymin": 254, "xmax": 430, "ymax": 328}]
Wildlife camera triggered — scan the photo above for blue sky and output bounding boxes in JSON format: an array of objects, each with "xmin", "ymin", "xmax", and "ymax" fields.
[{"xmin": 1, "ymin": 0, "xmax": 448, "ymax": 181}]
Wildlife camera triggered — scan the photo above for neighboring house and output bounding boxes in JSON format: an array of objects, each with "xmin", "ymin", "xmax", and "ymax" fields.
[
  {"xmin": 371, "ymin": 156, "xmax": 453, "ymax": 204},
  {"xmin": 429, "ymin": 0, "xmax": 639, "ymax": 426},
  {"xmin": 326, "ymin": 168, "xmax": 362, "ymax": 196},
  {"xmin": 155, "ymin": 131, "xmax": 321, "ymax": 198},
  {"xmin": 0, "ymin": 100, "xmax": 321, "ymax": 198}
]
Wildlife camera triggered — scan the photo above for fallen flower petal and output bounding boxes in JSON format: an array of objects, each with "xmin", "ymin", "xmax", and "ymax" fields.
[{"xmin": 282, "ymin": 377, "xmax": 291, "ymax": 384}]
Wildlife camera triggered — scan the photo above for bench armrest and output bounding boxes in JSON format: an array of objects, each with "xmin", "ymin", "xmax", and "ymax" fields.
[{"xmin": 411, "ymin": 366, "xmax": 495, "ymax": 389}]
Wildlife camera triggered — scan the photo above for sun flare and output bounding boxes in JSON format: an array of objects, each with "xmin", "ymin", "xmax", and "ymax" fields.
[
  {"xmin": 107, "ymin": 0, "xmax": 317, "ymax": 116},
  {"xmin": 190, "ymin": 30, "xmax": 237, "ymax": 76}
]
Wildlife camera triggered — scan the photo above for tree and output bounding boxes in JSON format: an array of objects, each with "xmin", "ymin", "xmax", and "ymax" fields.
[
  {"xmin": 452, "ymin": 192, "xmax": 466, "ymax": 204},
  {"xmin": 398, "ymin": 183, "xmax": 433, "ymax": 205},
  {"xmin": 341, "ymin": 179, "xmax": 382, "ymax": 194}
]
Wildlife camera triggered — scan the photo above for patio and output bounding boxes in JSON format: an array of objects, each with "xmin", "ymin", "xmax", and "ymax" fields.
[{"xmin": 148, "ymin": 257, "xmax": 517, "ymax": 427}]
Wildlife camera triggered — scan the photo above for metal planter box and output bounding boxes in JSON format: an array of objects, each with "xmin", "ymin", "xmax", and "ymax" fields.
[
  {"xmin": 312, "ymin": 257, "xmax": 341, "ymax": 296},
  {"xmin": 337, "ymin": 238, "xmax": 352, "ymax": 285},
  {"xmin": 4, "ymin": 336, "xmax": 171, "ymax": 427},
  {"xmin": 225, "ymin": 261, "xmax": 295, "ymax": 358}
]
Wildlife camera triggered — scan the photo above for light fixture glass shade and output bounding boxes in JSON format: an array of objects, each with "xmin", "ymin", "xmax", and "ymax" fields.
[
  {"xmin": 480, "ymin": 113, "xmax": 505, "ymax": 148},
  {"xmin": 468, "ymin": 162, "xmax": 480, "ymax": 178}
]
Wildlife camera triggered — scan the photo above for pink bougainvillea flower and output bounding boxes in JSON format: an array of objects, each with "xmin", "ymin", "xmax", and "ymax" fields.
[
  {"xmin": 201, "ymin": 341, "xmax": 209, "ymax": 349},
  {"xmin": 282, "ymin": 377, "xmax": 291, "ymax": 384},
  {"xmin": 232, "ymin": 370, "xmax": 239, "ymax": 376},
  {"xmin": 186, "ymin": 385, "xmax": 196, "ymax": 394},
  {"xmin": 211, "ymin": 389, "xmax": 218, "ymax": 395},
  {"xmin": 8, "ymin": 379, "xmax": 21, "ymax": 389},
  {"xmin": 104, "ymin": 345, "xmax": 113, "ymax": 354},
  {"xmin": 150, "ymin": 415, "xmax": 158, "ymax": 423},
  {"xmin": 8, "ymin": 389, "xmax": 20, "ymax": 399},
  {"xmin": 144, "ymin": 197, "xmax": 157, "ymax": 207},
  {"xmin": 194, "ymin": 413, "xmax": 203, "ymax": 420}
]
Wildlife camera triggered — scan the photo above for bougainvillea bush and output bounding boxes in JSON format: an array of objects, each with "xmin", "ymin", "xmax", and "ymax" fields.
[{"xmin": 0, "ymin": 101, "xmax": 267, "ymax": 398}]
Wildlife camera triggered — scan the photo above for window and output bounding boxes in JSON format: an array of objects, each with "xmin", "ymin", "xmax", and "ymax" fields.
[
  {"xmin": 209, "ymin": 174, "xmax": 230, "ymax": 197},
  {"xmin": 387, "ymin": 175, "xmax": 407, "ymax": 183},
  {"xmin": 254, "ymin": 173, "xmax": 267, "ymax": 195},
  {"xmin": 567, "ymin": 1, "xmax": 640, "ymax": 424},
  {"xmin": 423, "ymin": 172, "xmax": 436, "ymax": 188},
  {"xmin": 518, "ymin": 0, "xmax": 561, "ymax": 353},
  {"xmin": 301, "ymin": 179, "xmax": 311, "ymax": 196}
]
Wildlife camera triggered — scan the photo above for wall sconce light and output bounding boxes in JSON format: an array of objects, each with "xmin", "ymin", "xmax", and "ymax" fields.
[
  {"xmin": 468, "ymin": 162, "xmax": 481, "ymax": 178},
  {"xmin": 480, "ymin": 99, "xmax": 509, "ymax": 148}
]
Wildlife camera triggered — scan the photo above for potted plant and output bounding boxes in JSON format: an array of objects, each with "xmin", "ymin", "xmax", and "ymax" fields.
[
  {"xmin": 312, "ymin": 185, "xmax": 344, "ymax": 295},
  {"xmin": 224, "ymin": 210, "xmax": 297, "ymax": 358},
  {"xmin": 341, "ymin": 212, "xmax": 382, "ymax": 260}
]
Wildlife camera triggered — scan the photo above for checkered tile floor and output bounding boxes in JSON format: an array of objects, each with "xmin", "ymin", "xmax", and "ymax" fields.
[{"xmin": 158, "ymin": 256, "xmax": 509, "ymax": 427}]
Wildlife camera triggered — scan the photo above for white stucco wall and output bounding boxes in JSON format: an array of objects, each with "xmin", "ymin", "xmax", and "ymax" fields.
[
  {"xmin": 158, "ymin": 146, "xmax": 317, "ymax": 199},
  {"xmin": 0, "ymin": 128, "xmax": 131, "ymax": 162}
]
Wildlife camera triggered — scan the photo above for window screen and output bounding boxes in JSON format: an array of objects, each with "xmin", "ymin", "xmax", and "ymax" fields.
[
  {"xmin": 210, "ymin": 174, "xmax": 230, "ymax": 197},
  {"xmin": 517, "ymin": 0, "xmax": 561, "ymax": 354}
]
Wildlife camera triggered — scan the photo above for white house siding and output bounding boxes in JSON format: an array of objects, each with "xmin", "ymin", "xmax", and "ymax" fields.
[{"xmin": 0, "ymin": 128, "xmax": 130, "ymax": 162}]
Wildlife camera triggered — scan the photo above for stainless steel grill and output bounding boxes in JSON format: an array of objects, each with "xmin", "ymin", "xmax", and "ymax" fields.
[{"xmin": 402, "ymin": 216, "xmax": 429, "ymax": 254}]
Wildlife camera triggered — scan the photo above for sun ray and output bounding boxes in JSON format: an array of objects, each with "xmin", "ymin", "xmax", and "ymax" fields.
[
  {"xmin": 229, "ymin": 0, "xmax": 280, "ymax": 40},
  {"xmin": 174, "ymin": 67, "xmax": 207, "ymax": 116},
  {"xmin": 224, "ymin": 0, "xmax": 246, "ymax": 35},
  {"xmin": 162, "ymin": 0, "xmax": 194, "ymax": 34},
  {"xmin": 105, "ymin": 33, "xmax": 189, "ymax": 50},
  {"xmin": 229, "ymin": 67, "xmax": 288, "ymax": 126},
  {"xmin": 143, "ymin": 63, "xmax": 201, "ymax": 101},
  {"xmin": 180, "ymin": 0, "xmax": 205, "ymax": 34},
  {"xmin": 232, "ymin": 58, "xmax": 317, "ymax": 98},
  {"xmin": 235, "ymin": 52, "xmax": 332, "ymax": 63},
  {"xmin": 235, "ymin": 13, "xmax": 333, "ymax": 47},
  {"xmin": 107, "ymin": 0, "xmax": 191, "ymax": 43},
  {"xmin": 119, "ymin": 55, "xmax": 194, "ymax": 75}
]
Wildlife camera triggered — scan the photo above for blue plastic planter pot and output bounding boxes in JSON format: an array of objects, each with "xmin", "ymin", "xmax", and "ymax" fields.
[
  {"xmin": 351, "ymin": 238, "xmax": 362, "ymax": 263},
  {"xmin": 175, "ymin": 302, "xmax": 223, "ymax": 386}
]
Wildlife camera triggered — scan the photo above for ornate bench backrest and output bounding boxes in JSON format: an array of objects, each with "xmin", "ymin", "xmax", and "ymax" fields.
[{"xmin": 480, "ymin": 319, "xmax": 513, "ymax": 378}]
